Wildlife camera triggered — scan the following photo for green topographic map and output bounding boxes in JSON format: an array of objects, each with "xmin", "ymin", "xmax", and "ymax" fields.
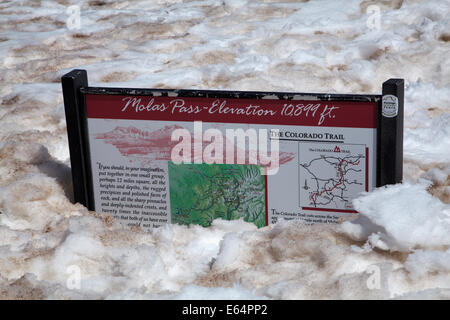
[{"xmin": 168, "ymin": 162, "xmax": 266, "ymax": 228}]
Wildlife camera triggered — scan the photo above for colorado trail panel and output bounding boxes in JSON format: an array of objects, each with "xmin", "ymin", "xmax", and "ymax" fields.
[{"xmin": 299, "ymin": 142, "xmax": 367, "ymax": 212}]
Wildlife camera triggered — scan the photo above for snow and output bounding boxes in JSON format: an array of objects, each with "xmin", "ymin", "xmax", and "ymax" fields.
[
  {"xmin": 343, "ymin": 180, "xmax": 450, "ymax": 251},
  {"xmin": 0, "ymin": 0, "xmax": 449, "ymax": 299}
]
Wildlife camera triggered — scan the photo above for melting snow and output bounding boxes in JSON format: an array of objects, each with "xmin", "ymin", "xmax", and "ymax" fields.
[{"xmin": 0, "ymin": 0, "xmax": 449, "ymax": 299}]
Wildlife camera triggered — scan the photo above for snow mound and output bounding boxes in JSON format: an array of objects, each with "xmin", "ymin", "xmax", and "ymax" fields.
[
  {"xmin": 342, "ymin": 181, "xmax": 450, "ymax": 252},
  {"xmin": 0, "ymin": 0, "xmax": 449, "ymax": 299}
]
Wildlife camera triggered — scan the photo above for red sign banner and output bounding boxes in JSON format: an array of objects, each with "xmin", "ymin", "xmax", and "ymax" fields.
[{"xmin": 86, "ymin": 94, "xmax": 377, "ymax": 128}]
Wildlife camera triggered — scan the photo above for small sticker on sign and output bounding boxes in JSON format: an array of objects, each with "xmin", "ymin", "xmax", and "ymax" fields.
[{"xmin": 382, "ymin": 95, "xmax": 398, "ymax": 118}]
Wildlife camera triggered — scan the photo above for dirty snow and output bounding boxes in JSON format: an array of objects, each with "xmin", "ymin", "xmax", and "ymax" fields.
[{"xmin": 0, "ymin": 0, "xmax": 449, "ymax": 299}]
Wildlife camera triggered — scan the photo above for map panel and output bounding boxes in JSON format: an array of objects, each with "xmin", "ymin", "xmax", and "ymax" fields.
[
  {"xmin": 299, "ymin": 142, "xmax": 366, "ymax": 211},
  {"xmin": 168, "ymin": 162, "xmax": 266, "ymax": 228}
]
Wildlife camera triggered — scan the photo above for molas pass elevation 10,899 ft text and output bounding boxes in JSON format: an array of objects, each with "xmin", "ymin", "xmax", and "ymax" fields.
[{"xmin": 62, "ymin": 69, "xmax": 403, "ymax": 230}]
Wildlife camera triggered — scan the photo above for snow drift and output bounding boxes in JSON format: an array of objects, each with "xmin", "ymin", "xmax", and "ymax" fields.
[{"xmin": 0, "ymin": 0, "xmax": 449, "ymax": 299}]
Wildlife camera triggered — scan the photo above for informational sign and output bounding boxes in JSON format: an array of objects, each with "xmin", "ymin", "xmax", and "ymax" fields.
[{"xmin": 62, "ymin": 69, "xmax": 403, "ymax": 230}]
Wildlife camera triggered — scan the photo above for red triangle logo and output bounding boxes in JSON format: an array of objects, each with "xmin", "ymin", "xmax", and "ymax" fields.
[{"xmin": 334, "ymin": 146, "xmax": 340, "ymax": 152}]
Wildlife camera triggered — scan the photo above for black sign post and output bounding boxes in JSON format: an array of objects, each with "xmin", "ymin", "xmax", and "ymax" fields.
[
  {"xmin": 62, "ymin": 69, "xmax": 403, "ymax": 228},
  {"xmin": 62, "ymin": 69, "xmax": 92, "ymax": 207},
  {"xmin": 379, "ymin": 79, "xmax": 404, "ymax": 186}
]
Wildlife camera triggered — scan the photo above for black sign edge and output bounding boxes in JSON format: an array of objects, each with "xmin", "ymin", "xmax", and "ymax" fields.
[{"xmin": 81, "ymin": 86, "xmax": 381, "ymax": 103}]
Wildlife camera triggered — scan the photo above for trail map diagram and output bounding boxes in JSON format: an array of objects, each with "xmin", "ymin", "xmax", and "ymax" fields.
[
  {"xmin": 168, "ymin": 162, "xmax": 266, "ymax": 228},
  {"xmin": 299, "ymin": 142, "xmax": 366, "ymax": 210}
]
